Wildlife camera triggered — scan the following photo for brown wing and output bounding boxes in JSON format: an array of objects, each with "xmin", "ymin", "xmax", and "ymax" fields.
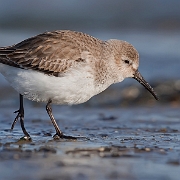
[{"xmin": 0, "ymin": 30, "xmax": 103, "ymax": 76}]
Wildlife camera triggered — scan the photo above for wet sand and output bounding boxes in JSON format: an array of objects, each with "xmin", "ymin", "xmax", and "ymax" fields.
[{"xmin": 0, "ymin": 104, "xmax": 180, "ymax": 180}]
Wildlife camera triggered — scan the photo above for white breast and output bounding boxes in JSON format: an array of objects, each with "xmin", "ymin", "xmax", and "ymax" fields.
[{"xmin": 0, "ymin": 63, "xmax": 111, "ymax": 105}]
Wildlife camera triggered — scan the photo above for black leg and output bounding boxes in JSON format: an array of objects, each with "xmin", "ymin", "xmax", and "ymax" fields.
[
  {"xmin": 11, "ymin": 94, "xmax": 31, "ymax": 140},
  {"xmin": 46, "ymin": 100, "xmax": 76, "ymax": 140}
]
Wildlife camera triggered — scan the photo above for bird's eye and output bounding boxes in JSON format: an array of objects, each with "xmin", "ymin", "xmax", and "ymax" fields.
[{"xmin": 124, "ymin": 60, "xmax": 130, "ymax": 64}]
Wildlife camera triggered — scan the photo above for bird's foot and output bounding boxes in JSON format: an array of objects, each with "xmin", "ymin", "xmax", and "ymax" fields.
[
  {"xmin": 53, "ymin": 133, "xmax": 77, "ymax": 140},
  {"xmin": 20, "ymin": 135, "xmax": 32, "ymax": 141}
]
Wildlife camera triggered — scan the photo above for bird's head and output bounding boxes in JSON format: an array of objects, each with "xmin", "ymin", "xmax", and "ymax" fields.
[{"xmin": 107, "ymin": 39, "xmax": 158, "ymax": 100}]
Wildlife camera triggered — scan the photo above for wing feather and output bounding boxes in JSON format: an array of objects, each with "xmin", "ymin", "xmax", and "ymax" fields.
[{"xmin": 0, "ymin": 30, "xmax": 103, "ymax": 76}]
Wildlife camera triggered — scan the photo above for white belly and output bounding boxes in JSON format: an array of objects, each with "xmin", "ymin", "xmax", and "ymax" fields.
[{"xmin": 0, "ymin": 64, "xmax": 101, "ymax": 105}]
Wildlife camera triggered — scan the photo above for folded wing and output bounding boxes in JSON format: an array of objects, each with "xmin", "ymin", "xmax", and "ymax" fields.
[{"xmin": 0, "ymin": 30, "xmax": 102, "ymax": 76}]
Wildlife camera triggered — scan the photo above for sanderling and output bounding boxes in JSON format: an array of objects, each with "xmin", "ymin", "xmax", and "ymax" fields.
[{"xmin": 0, "ymin": 30, "xmax": 158, "ymax": 140}]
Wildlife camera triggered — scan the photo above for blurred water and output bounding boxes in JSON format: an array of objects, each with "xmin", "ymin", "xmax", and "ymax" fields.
[{"xmin": 0, "ymin": 0, "xmax": 180, "ymax": 30}]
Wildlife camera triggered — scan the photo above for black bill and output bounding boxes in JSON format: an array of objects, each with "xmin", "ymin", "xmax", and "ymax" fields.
[{"xmin": 133, "ymin": 70, "xmax": 158, "ymax": 100}]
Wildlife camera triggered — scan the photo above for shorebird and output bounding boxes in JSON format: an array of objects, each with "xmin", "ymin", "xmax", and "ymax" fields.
[{"xmin": 0, "ymin": 30, "xmax": 158, "ymax": 140}]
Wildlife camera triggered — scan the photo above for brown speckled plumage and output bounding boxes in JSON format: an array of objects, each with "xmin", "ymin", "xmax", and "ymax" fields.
[{"xmin": 0, "ymin": 30, "xmax": 103, "ymax": 76}]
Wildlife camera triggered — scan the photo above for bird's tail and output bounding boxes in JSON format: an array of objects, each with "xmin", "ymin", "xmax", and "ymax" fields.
[{"xmin": 0, "ymin": 47, "xmax": 20, "ymax": 67}]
